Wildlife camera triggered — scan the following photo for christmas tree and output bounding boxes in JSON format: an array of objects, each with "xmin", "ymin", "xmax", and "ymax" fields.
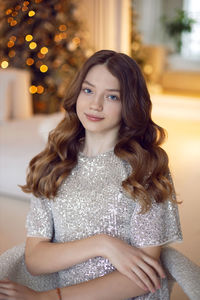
[{"xmin": 0, "ymin": 0, "xmax": 91, "ymax": 113}]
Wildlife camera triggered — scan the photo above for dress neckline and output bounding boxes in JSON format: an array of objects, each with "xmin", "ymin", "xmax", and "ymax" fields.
[{"xmin": 79, "ymin": 148, "xmax": 114, "ymax": 159}]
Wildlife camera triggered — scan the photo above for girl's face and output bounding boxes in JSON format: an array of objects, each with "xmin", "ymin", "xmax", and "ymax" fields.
[{"xmin": 76, "ymin": 64, "xmax": 122, "ymax": 137}]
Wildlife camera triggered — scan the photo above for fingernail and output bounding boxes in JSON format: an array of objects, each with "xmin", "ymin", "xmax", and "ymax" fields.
[{"xmin": 157, "ymin": 285, "xmax": 161, "ymax": 290}]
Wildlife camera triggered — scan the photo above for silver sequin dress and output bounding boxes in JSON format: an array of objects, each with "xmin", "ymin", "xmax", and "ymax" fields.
[{"xmin": 26, "ymin": 150, "xmax": 182, "ymax": 299}]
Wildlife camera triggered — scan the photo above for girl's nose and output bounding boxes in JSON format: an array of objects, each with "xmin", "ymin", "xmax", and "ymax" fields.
[{"xmin": 89, "ymin": 94, "xmax": 103, "ymax": 111}]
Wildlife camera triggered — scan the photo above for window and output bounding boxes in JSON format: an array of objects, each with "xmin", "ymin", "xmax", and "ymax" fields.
[{"xmin": 182, "ymin": 0, "xmax": 200, "ymax": 59}]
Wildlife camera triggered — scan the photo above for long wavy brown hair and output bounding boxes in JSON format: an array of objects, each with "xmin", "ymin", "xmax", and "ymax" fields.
[{"xmin": 21, "ymin": 49, "xmax": 176, "ymax": 213}]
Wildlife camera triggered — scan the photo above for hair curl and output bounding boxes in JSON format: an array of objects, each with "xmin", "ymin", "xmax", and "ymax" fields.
[{"xmin": 21, "ymin": 50, "xmax": 177, "ymax": 213}]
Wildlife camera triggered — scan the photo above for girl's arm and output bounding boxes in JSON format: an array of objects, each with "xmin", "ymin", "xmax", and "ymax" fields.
[
  {"xmin": 25, "ymin": 234, "xmax": 103, "ymax": 275},
  {"xmin": 25, "ymin": 235, "xmax": 165, "ymax": 292},
  {"xmin": 41, "ymin": 269, "xmax": 152, "ymax": 300},
  {"xmin": 0, "ymin": 247, "xmax": 163, "ymax": 300}
]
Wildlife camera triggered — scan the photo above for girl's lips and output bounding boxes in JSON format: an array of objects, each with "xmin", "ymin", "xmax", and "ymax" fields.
[{"xmin": 85, "ymin": 113, "xmax": 104, "ymax": 121}]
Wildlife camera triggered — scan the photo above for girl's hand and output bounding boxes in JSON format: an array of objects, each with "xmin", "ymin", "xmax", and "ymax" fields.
[
  {"xmin": 102, "ymin": 235, "xmax": 166, "ymax": 293},
  {"xmin": 0, "ymin": 279, "xmax": 40, "ymax": 300}
]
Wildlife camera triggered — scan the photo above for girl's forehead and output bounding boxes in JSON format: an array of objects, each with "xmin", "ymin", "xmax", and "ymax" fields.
[{"xmin": 83, "ymin": 65, "xmax": 120, "ymax": 88}]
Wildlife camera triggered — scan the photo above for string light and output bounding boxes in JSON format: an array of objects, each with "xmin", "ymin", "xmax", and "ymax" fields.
[
  {"xmin": 7, "ymin": 41, "xmax": 14, "ymax": 48},
  {"xmin": 40, "ymin": 64, "xmax": 48, "ymax": 72},
  {"xmin": 54, "ymin": 34, "xmax": 61, "ymax": 42},
  {"xmin": 29, "ymin": 85, "xmax": 44, "ymax": 94},
  {"xmin": 10, "ymin": 20, "xmax": 17, "ymax": 27},
  {"xmin": 72, "ymin": 37, "xmax": 80, "ymax": 45},
  {"xmin": 9, "ymin": 50, "xmax": 16, "ymax": 58},
  {"xmin": 10, "ymin": 36, "xmax": 16, "ymax": 42},
  {"xmin": 1, "ymin": 61, "xmax": 9, "ymax": 69},
  {"xmin": 25, "ymin": 34, "xmax": 33, "ymax": 42},
  {"xmin": 12, "ymin": 11, "xmax": 18, "ymax": 17},
  {"xmin": 28, "ymin": 10, "xmax": 35, "ymax": 17},
  {"xmin": 29, "ymin": 42, "xmax": 37, "ymax": 49},
  {"xmin": 22, "ymin": 6, "xmax": 28, "ymax": 12},
  {"xmin": 6, "ymin": 9, "xmax": 12, "ymax": 15},
  {"xmin": 59, "ymin": 25, "xmax": 67, "ymax": 31},
  {"xmin": 7, "ymin": 17, "xmax": 13, "ymax": 23},
  {"xmin": 29, "ymin": 85, "xmax": 37, "ymax": 94},
  {"xmin": 37, "ymin": 52, "xmax": 45, "ymax": 59},
  {"xmin": 60, "ymin": 32, "xmax": 67, "ymax": 39},
  {"xmin": 37, "ymin": 85, "xmax": 44, "ymax": 94},
  {"xmin": 26, "ymin": 58, "xmax": 34, "ymax": 66},
  {"xmin": 23, "ymin": 1, "xmax": 30, "ymax": 6},
  {"xmin": 15, "ymin": 5, "xmax": 21, "ymax": 11},
  {"xmin": 40, "ymin": 47, "xmax": 48, "ymax": 54}
]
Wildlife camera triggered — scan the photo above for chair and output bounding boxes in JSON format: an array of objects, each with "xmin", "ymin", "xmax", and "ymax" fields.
[
  {"xmin": 161, "ymin": 247, "xmax": 200, "ymax": 300},
  {"xmin": 0, "ymin": 244, "xmax": 200, "ymax": 298}
]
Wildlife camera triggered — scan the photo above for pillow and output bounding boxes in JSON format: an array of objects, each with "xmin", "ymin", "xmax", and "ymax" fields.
[{"xmin": 0, "ymin": 77, "xmax": 12, "ymax": 122}]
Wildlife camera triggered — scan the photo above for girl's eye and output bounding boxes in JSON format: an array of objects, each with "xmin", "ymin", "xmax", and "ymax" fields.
[
  {"xmin": 107, "ymin": 95, "xmax": 119, "ymax": 101},
  {"xmin": 82, "ymin": 88, "xmax": 93, "ymax": 94}
]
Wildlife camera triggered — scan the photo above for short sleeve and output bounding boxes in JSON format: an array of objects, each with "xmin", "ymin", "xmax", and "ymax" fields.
[
  {"xmin": 129, "ymin": 174, "xmax": 183, "ymax": 248},
  {"xmin": 26, "ymin": 195, "xmax": 54, "ymax": 239}
]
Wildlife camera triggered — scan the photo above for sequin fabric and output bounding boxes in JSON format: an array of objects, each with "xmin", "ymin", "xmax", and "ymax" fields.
[{"xmin": 26, "ymin": 150, "xmax": 182, "ymax": 298}]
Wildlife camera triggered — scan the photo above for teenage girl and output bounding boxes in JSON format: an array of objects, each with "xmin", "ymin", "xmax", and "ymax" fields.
[{"xmin": 0, "ymin": 50, "xmax": 182, "ymax": 300}]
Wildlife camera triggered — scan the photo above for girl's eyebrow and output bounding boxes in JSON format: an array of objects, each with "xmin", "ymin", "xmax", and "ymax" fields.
[
  {"xmin": 83, "ymin": 80, "xmax": 95, "ymax": 87},
  {"xmin": 83, "ymin": 80, "xmax": 120, "ymax": 92}
]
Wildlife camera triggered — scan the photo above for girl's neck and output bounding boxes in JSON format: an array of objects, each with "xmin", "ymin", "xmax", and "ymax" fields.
[{"xmin": 82, "ymin": 132, "xmax": 118, "ymax": 157}]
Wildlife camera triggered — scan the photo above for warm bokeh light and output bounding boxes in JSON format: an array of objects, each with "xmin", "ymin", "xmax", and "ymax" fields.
[
  {"xmin": 26, "ymin": 58, "xmax": 34, "ymax": 66},
  {"xmin": 37, "ymin": 85, "xmax": 44, "ymax": 94},
  {"xmin": 7, "ymin": 41, "xmax": 14, "ymax": 48},
  {"xmin": 54, "ymin": 34, "xmax": 61, "ymax": 42},
  {"xmin": 12, "ymin": 11, "xmax": 18, "ymax": 17},
  {"xmin": 7, "ymin": 17, "xmax": 13, "ymax": 23},
  {"xmin": 29, "ymin": 85, "xmax": 37, "ymax": 94},
  {"xmin": 37, "ymin": 52, "xmax": 45, "ymax": 59},
  {"xmin": 35, "ymin": 0, "xmax": 43, "ymax": 3},
  {"xmin": 40, "ymin": 47, "xmax": 48, "ymax": 54},
  {"xmin": 25, "ymin": 34, "xmax": 33, "ymax": 42},
  {"xmin": 29, "ymin": 42, "xmax": 37, "ymax": 49},
  {"xmin": 15, "ymin": 5, "xmax": 21, "ymax": 11},
  {"xmin": 8, "ymin": 50, "xmax": 16, "ymax": 58},
  {"xmin": 1, "ymin": 61, "xmax": 9, "ymax": 69},
  {"xmin": 10, "ymin": 36, "xmax": 16, "ymax": 42},
  {"xmin": 10, "ymin": 20, "xmax": 17, "ymax": 26},
  {"xmin": 72, "ymin": 37, "xmax": 80, "ymax": 45},
  {"xmin": 23, "ymin": 1, "xmax": 30, "ymax": 6},
  {"xmin": 22, "ymin": 6, "xmax": 28, "ymax": 12},
  {"xmin": 60, "ymin": 32, "xmax": 67, "ymax": 39},
  {"xmin": 6, "ymin": 9, "xmax": 12, "ymax": 15},
  {"xmin": 40, "ymin": 64, "xmax": 48, "ymax": 72},
  {"xmin": 28, "ymin": 10, "xmax": 35, "ymax": 17},
  {"xmin": 59, "ymin": 24, "xmax": 67, "ymax": 31}
]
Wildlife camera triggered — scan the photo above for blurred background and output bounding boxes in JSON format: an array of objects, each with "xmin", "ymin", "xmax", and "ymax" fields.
[{"xmin": 0, "ymin": 1, "xmax": 199, "ymax": 299}]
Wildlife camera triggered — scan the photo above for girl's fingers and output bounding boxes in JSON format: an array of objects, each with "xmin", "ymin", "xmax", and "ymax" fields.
[
  {"xmin": 132, "ymin": 266, "xmax": 156, "ymax": 293},
  {"xmin": 138, "ymin": 261, "xmax": 161, "ymax": 290},
  {"xmin": 142, "ymin": 254, "xmax": 166, "ymax": 278},
  {"xmin": 125, "ymin": 269, "xmax": 149, "ymax": 292}
]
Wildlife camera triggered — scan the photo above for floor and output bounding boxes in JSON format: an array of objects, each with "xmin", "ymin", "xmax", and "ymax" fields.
[{"xmin": 0, "ymin": 93, "xmax": 200, "ymax": 299}]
